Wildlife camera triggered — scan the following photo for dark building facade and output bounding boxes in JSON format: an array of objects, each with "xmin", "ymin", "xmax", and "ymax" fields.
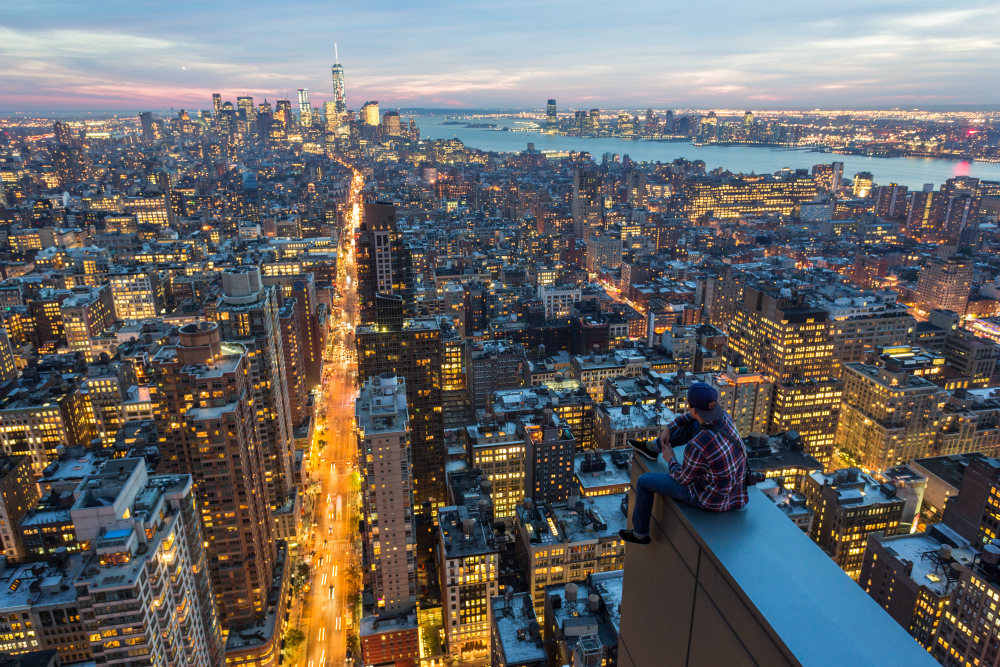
[{"xmin": 357, "ymin": 202, "xmax": 413, "ymax": 325}]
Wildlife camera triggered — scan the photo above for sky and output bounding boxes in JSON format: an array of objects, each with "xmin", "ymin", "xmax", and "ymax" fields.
[{"xmin": 2, "ymin": 0, "xmax": 1000, "ymax": 112}]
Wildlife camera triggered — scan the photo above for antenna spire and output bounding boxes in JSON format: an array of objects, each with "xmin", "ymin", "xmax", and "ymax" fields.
[{"xmin": 335, "ymin": 43, "xmax": 339, "ymax": 63}]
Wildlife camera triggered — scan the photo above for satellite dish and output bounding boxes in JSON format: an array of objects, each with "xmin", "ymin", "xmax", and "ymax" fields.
[{"xmin": 62, "ymin": 192, "xmax": 69, "ymax": 207}]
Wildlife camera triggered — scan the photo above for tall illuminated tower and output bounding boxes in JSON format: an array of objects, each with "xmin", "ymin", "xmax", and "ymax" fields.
[
  {"xmin": 332, "ymin": 43, "xmax": 346, "ymax": 115},
  {"xmin": 237, "ymin": 96, "xmax": 256, "ymax": 121},
  {"xmin": 361, "ymin": 101, "xmax": 380, "ymax": 126},
  {"xmin": 212, "ymin": 93, "xmax": 222, "ymax": 128},
  {"xmin": 275, "ymin": 99, "xmax": 292, "ymax": 131},
  {"xmin": 297, "ymin": 88, "xmax": 312, "ymax": 127},
  {"xmin": 547, "ymin": 99, "xmax": 557, "ymax": 126}
]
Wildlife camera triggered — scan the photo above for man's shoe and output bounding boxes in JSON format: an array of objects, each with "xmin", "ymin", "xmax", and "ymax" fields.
[
  {"xmin": 619, "ymin": 529, "xmax": 650, "ymax": 545},
  {"xmin": 629, "ymin": 438, "xmax": 660, "ymax": 462}
]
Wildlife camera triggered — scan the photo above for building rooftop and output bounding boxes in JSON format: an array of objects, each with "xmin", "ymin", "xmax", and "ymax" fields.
[
  {"xmin": 357, "ymin": 317, "xmax": 442, "ymax": 335},
  {"xmin": 909, "ymin": 452, "xmax": 990, "ymax": 490},
  {"xmin": 21, "ymin": 507, "xmax": 72, "ymax": 527},
  {"xmin": 880, "ymin": 465, "xmax": 928, "ymax": 487},
  {"xmin": 465, "ymin": 421, "xmax": 520, "ymax": 446},
  {"xmin": 604, "ymin": 374, "xmax": 675, "ymax": 405},
  {"xmin": 439, "ymin": 505, "xmax": 496, "ymax": 558},
  {"xmin": 758, "ymin": 480, "xmax": 814, "ymax": 521},
  {"xmin": 745, "ymin": 432, "xmax": 823, "ymax": 479},
  {"xmin": 518, "ymin": 493, "xmax": 628, "ymax": 546},
  {"xmin": 552, "ymin": 493, "xmax": 628, "ymax": 543},
  {"xmin": 843, "ymin": 362, "xmax": 940, "ymax": 390},
  {"xmin": 597, "ymin": 403, "xmax": 676, "ymax": 431},
  {"xmin": 491, "ymin": 592, "xmax": 547, "ymax": 665},
  {"xmin": 490, "ymin": 385, "xmax": 594, "ymax": 417},
  {"xmin": 573, "ymin": 450, "xmax": 631, "ymax": 493},
  {"xmin": 807, "ymin": 468, "xmax": 906, "ymax": 508},
  {"xmin": 356, "ymin": 374, "xmax": 409, "ymax": 434},
  {"xmin": 468, "ymin": 341, "xmax": 523, "ymax": 358},
  {"xmin": 359, "ymin": 611, "xmax": 418, "ymax": 636},
  {"xmin": 0, "ymin": 552, "xmax": 88, "ymax": 608},
  {"xmin": 152, "ymin": 343, "xmax": 244, "ymax": 378},
  {"xmin": 590, "ymin": 570, "xmax": 624, "ymax": 634},
  {"xmin": 544, "ymin": 578, "xmax": 619, "ymax": 652},
  {"xmin": 39, "ymin": 450, "xmax": 107, "ymax": 489},
  {"xmin": 877, "ymin": 527, "xmax": 977, "ymax": 597}
]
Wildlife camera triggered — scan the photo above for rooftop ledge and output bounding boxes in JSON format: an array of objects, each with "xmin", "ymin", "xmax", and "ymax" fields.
[{"xmin": 618, "ymin": 454, "xmax": 936, "ymax": 667}]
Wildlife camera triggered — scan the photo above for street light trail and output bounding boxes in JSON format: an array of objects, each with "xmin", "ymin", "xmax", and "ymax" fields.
[{"xmin": 298, "ymin": 159, "xmax": 362, "ymax": 667}]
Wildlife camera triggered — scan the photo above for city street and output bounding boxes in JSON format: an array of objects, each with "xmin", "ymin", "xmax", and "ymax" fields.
[{"xmin": 297, "ymin": 163, "xmax": 363, "ymax": 667}]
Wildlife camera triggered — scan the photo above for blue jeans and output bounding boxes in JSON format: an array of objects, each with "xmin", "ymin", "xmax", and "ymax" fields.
[{"xmin": 631, "ymin": 472, "xmax": 705, "ymax": 537}]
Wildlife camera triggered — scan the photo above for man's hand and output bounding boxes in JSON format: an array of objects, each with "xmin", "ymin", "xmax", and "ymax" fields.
[
  {"xmin": 660, "ymin": 443, "xmax": 675, "ymax": 462},
  {"xmin": 656, "ymin": 427, "xmax": 671, "ymax": 452}
]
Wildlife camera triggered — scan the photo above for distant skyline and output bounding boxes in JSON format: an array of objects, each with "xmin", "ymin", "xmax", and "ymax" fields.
[{"xmin": 3, "ymin": 0, "xmax": 1000, "ymax": 112}]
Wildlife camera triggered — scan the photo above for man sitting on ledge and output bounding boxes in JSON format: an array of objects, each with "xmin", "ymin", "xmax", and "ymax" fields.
[{"xmin": 619, "ymin": 382, "xmax": 749, "ymax": 545}]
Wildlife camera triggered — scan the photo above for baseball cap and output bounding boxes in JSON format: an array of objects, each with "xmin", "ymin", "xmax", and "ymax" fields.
[{"xmin": 687, "ymin": 382, "xmax": 725, "ymax": 423}]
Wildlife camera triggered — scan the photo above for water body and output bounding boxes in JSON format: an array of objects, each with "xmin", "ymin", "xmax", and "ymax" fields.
[{"xmin": 415, "ymin": 116, "xmax": 1000, "ymax": 191}]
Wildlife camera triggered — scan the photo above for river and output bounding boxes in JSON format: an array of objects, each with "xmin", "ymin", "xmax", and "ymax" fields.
[{"xmin": 414, "ymin": 116, "xmax": 1000, "ymax": 191}]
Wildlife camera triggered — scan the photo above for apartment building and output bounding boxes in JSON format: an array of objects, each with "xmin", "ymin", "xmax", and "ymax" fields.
[
  {"xmin": 463, "ymin": 422, "xmax": 525, "ymax": 519},
  {"xmin": 437, "ymin": 505, "xmax": 498, "ymax": 658},
  {"xmin": 513, "ymin": 493, "xmax": 626, "ymax": 617},
  {"xmin": 802, "ymin": 468, "xmax": 905, "ymax": 579},
  {"xmin": 357, "ymin": 373, "xmax": 416, "ymax": 614}
]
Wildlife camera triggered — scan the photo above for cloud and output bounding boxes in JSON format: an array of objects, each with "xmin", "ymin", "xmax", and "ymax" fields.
[
  {"xmin": 2, "ymin": 1, "xmax": 1000, "ymax": 109},
  {"xmin": 700, "ymin": 86, "xmax": 747, "ymax": 94}
]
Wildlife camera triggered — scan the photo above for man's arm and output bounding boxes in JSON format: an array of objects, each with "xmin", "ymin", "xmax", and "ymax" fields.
[
  {"xmin": 667, "ymin": 435, "xmax": 708, "ymax": 486},
  {"xmin": 666, "ymin": 412, "xmax": 695, "ymax": 441}
]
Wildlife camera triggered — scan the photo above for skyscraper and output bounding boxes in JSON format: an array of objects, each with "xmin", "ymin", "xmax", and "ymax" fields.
[
  {"xmin": 356, "ymin": 315, "xmax": 447, "ymax": 512},
  {"xmin": 0, "ymin": 460, "xmax": 225, "ymax": 667},
  {"xmin": 571, "ymin": 166, "xmax": 602, "ymax": 238},
  {"xmin": 262, "ymin": 272, "xmax": 323, "ymax": 391},
  {"xmin": 852, "ymin": 171, "xmax": 874, "ymax": 197},
  {"xmin": 831, "ymin": 161, "xmax": 844, "ymax": 191},
  {"xmin": 802, "ymin": 468, "xmax": 905, "ymax": 578},
  {"xmin": 324, "ymin": 100, "xmax": 339, "ymax": 132},
  {"xmin": 914, "ymin": 256, "xmax": 973, "ymax": 316},
  {"xmin": 218, "ymin": 101, "xmax": 236, "ymax": 135},
  {"xmin": 836, "ymin": 361, "xmax": 947, "ymax": 470},
  {"xmin": 212, "ymin": 267, "xmax": 295, "ymax": 507},
  {"xmin": 53, "ymin": 120, "xmax": 73, "ymax": 144},
  {"xmin": 547, "ymin": 99, "xmax": 557, "ymax": 126},
  {"xmin": 278, "ymin": 298, "xmax": 308, "ymax": 427},
  {"xmin": 356, "ymin": 202, "xmax": 413, "ymax": 324},
  {"xmin": 212, "ymin": 93, "xmax": 222, "ymax": 128},
  {"xmin": 237, "ymin": 95, "xmax": 256, "ymax": 118},
  {"xmin": 357, "ymin": 373, "xmax": 417, "ymax": 613},
  {"xmin": 726, "ymin": 283, "xmax": 843, "ymax": 468},
  {"xmin": 237, "ymin": 96, "xmax": 257, "ymax": 140},
  {"xmin": 150, "ymin": 322, "xmax": 275, "ymax": 628},
  {"xmin": 872, "ymin": 183, "xmax": 908, "ymax": 218},
  {"xmin": 139, "ymin": 111, "xmax": 154, "ymax": 143},
  {"xmin": 275, "ymin": 99, "xmax": 292, "ymax": 131},
  {"xmin": 332, "ymin": 46, "xmax": 346, "ymax": 115},
  {"xmin": 297, "ymin": 88, "xmax": 311, "ymax": 127},
  {"xmin": 382, "ymin": 111, "xmax": 401, "ymax": 137},
  {"xmin": 521, "ymin": 409, "xmax": 575, "ymax": 505},
  {"xmin": 60, "ymin": 284, "xmax": 116, "ymax": 359},
  {"xmin": 240, "ymin": 170, "xmax": 262, "ymax": 223},
  {"xmin": 361, "ymin": 101, "xmax": 380, "ymax": 126}
]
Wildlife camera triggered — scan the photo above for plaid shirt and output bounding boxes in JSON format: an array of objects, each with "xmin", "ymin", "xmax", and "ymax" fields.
[{"xmin": 665, "ymin": 412, "xmax": 749, "ymax": 512}]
